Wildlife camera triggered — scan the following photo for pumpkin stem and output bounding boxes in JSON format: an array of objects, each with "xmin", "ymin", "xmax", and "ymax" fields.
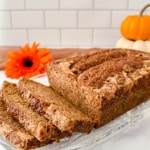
[{"xmin": 139, "ymin": 4, "xmax": 150, "ymax": 17}]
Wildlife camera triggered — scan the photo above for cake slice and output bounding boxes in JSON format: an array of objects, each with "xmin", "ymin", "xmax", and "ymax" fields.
[
  {"xmin": 46, "ymin": 48, "xmax": 150, "ymax": 128},
  {"xmin": 0, "ymin": 97, "xmax": 52, "ymax": 150},
  {"xmin": 1, "ymin": 81, "xmax": 63, "ymax": 142},
  {"xmin": 18, "ymin": 77, "xmax": 94, "ymax": 133}
]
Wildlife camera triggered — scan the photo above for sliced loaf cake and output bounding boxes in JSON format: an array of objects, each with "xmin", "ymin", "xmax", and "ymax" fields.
[
  {"xmin": 46, "ymin": 48, "xmax": 150, "ymax": 127},
  {"xmin": 18, "ymin": 77, "xmax": 94, "ymax": 133},
  {"xmin": 1, "ymin": 81, "xmax": 63, "ymax": 142},
  {"xmin": 0, "ymin": 97, "xmax": 53, "ymax": 150}
]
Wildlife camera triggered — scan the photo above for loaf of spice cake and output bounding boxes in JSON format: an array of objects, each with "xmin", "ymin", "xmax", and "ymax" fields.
[
  {"xmin": 1, "ymin": 81, "xmax": 63, "ymax": 142},
  {"xmin": 18, "ymin": 77, "xmax": 94, "ymax": 133},
  {"xmin": 0, "ymin": 97, "xmax": 53, "ymax": 150},
  {"xmin": 46, "ymin": 48, "xmax": 150, "ymax": 128}
]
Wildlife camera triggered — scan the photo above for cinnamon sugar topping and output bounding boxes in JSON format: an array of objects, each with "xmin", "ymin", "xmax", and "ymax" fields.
[{"xmin": 78, "ymin": 56, "xmax": 148, "ymax": 89}]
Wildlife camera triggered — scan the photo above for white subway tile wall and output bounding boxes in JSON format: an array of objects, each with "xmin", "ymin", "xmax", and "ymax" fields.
[
  {"xmin": 28, "ymin": 29, "xmax": 60, "ymax": 46},
  {"xmin": 26, "ymin": 0, "xmax": 59, "ymax": 10},
  {"xmin": 0, "ymin": 0, "xmax": 25, "ymax": 10},
  {"xmin": 61, "ymin": 29, "xmax": 92, "ymax": 46},
  {"xmin": 45, "ymin": 11, "xmax": 77, "ymax": 28},
  {"xmin": 12, "ymin": 11, "xmax": 44, "ymax": 28},
  {"xmin": 0, "ymin": 0, "xmax": 149, "ymax": 47},
  {"xmin": 79, "ymin": 11, "xmax": 111, "ymax": 28},
  {"xmin": 0, "ymin": 12, "xmax": 11, "ymax": 28},
  {"xmin": 60, "ymin": 0, "xmax": 93, "ymax": 9},
  {"xmin": 94, "ymin": 0, "xmax": 128, "ymax": 9},
  {"xmin": 0, "ymin": 30, "xmax": 27, "ymax": 45}
]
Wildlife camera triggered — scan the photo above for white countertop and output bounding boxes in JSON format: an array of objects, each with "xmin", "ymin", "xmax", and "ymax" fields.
[{"xmin": 0, "ymin": 70, "xmax": 150, "ymax": 150}]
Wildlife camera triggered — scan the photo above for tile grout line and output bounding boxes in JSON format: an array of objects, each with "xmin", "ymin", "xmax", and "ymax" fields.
[{"xmin": 9, "ymin": 11, "xmax": 13, "ymax": 29}]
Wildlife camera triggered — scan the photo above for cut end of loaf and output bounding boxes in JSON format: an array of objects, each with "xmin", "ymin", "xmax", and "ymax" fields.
[
  {"xmin": 1, "ymin": 81, "xmax": 62, "ymax": 142},
  {"xmin": 18, "ymin": 77, "xmax": 94, "ymax": 134},
  {"xmin": 0, "ymin": 96, "xmax": 53, "ymax": 150}
]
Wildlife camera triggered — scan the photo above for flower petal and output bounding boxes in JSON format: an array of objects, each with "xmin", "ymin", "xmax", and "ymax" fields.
[
  {"xmin": 7, "ymin": 51, "xmax": 20, "ymax": 59},
  {"xmin": 40, "ymin": 56, "xmax": 52, "ymax": 64},
  {"xmin": 31, "ymin": 42, "xmax": 39, "ymax": 53},
  {"xmin": 37, "ymin": 48, "xmax": 50, "ymax": 57},
  {"xmin": 5, "ymin": 42, "xmax": 53, "ymax": 79}
]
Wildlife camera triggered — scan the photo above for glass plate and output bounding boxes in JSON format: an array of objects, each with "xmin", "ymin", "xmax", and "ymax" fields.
[{"xmin": 1, "ymin": 74, "xmax": 150, "ymax": 150}]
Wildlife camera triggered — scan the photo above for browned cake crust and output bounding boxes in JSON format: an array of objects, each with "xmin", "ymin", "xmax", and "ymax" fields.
[
  {"xmin": 18, "ymin": 78, "xmax": 94, "ymax": 133},
  {"xmin": 46, "ymin": 48, "xmax": 150, "ymax": 127},
  {"xmin": 1, "ymin": 81, "xmax": 62, "ymax": 142},
  {"xmin": 0, "ymin": 97, "xmax": 53, "ymax": 150}
]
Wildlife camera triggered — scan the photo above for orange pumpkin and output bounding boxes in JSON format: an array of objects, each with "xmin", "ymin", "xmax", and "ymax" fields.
[{"xmin": 120, "ymin": 4, "xmax": 150, "ymax": 41}]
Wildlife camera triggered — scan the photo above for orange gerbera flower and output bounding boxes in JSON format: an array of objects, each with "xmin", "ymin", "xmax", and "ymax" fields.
[{"xmin": 5, "ymin": 42, "xmax": 53, "ymax": 79}]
